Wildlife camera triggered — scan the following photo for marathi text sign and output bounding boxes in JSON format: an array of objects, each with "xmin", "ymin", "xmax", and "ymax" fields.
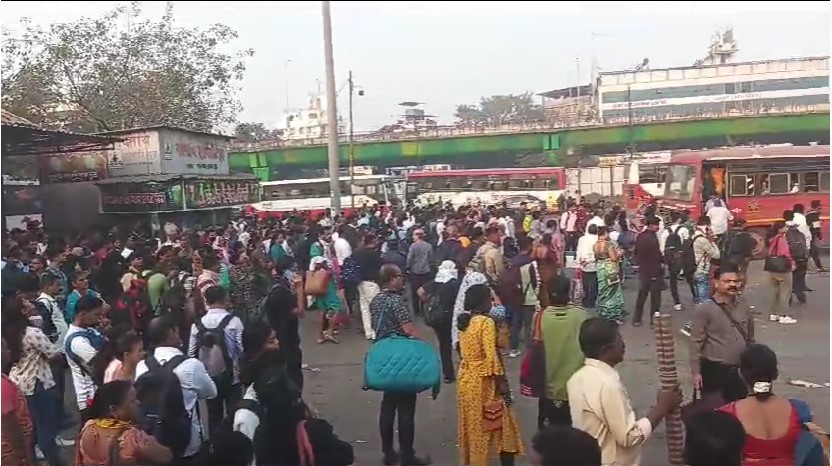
[
  {"xmin": 184, "ymin": 180, "xmax": 260, "ymax": 209},
  {"xmin": 99, "ymin": 182, "xmax": 183, "ymax": 213},
  {"xmin": 39, "ymin": 152, "xmax": 108, "ymax": 184}
]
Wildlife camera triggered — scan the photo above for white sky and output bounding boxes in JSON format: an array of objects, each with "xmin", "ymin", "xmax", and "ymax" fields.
[{"xmin": 2, "ymin": 1, "xmax": 830, "ymax": 131}]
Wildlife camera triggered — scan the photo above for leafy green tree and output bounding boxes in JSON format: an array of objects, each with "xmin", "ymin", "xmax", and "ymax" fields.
[
  {"xmin": 454, "ymin": 92, "xmax": 544, "ymax": 126},
  {"xmin": 234, "ymin": 122, "xmax": 281, "ymax": 143},
  {"xmin": 2, "ymin": 2, "xmax": 253, "ymax": 133}
]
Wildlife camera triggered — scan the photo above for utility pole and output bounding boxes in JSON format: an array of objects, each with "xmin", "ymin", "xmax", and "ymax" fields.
[
  {"xmin": 627, "ymin": 84, "xmax": 635, "ymax": 158},
  {"xmin": 322, "ymin": 0, "xmax": 341, "ymax": 215},
  {"xmin": 284, "ymin": 59, "xmax": 291, "ymax": 110},
  {"xmin": 348, "ymin": 70, "xmax": 355, "ymax": 210},
  {"xmin": 575, "ymin": 57, "xmax": 582, "ymax": 117}
]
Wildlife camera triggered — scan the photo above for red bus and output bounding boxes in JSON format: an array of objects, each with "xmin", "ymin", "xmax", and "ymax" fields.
[
  {"xmin": 406, "ymin": 167, "xmax": 567, "ymax": 209},
  {"xmin": 656, "ymin": 145, "xmax": 830, "ymax": 256}
]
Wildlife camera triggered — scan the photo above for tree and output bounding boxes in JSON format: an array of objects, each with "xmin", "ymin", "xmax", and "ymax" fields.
[
  {"xmin": 1, "ymin": 2, "xmax": 254, "ymax": 133},
  {"xmin": 454, "ymin": 92, "xmax": 544, "ymax": 126},
  {"xmin": 233, "ymin": 122, "xmax": 283, "ymax": 143}
]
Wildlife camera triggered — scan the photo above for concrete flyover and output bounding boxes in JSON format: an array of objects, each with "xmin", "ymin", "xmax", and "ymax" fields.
[{"xmin": 230, "ymin": 112, "xmax": 830, "ymax": 181}]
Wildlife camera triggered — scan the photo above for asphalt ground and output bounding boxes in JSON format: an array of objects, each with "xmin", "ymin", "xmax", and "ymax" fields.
[{"xmin": 57, "ymin": 258, "xmax": 829, "ymax": 465}]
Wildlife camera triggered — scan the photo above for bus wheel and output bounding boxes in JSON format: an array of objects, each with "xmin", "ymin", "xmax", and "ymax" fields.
[{"xmin": 748, "ymin": 227, "xmax": 768, "ymax": 260}]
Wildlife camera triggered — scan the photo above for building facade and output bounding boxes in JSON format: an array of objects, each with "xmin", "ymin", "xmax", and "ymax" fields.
[
  {"xmin": 280, "ymin": 94, "xmax": 344, "ymax": 140},
  {"xmin": 539, "ymin": 85, "xmax": 595, "ymax": 125},
  {"xmin": 598, "ymin": 56, "xmax": 830, "ymax": 125}
]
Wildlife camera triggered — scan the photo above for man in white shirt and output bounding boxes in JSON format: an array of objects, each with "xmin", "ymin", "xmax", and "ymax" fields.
[
  {"xmin": 660, "ymin": 211, "xmax": 694, "ymax": 311},
  {"xmin": 560, "ymin": 205, "xmax": 579, "ymax": 251},
  {"xmin": 706, "ymin": 198, "xmax": 733, "ymax": 239},
  {"xmin": 434, "ymin": 217, "xmax": 445, "ymax": 245},
  {"xmin": 36, "ymin": 274, "xmax": 69, "ymax": 346},
  {"xmin": 575, "ymin": 225, "xmax": 599, "ymax": 308},
  {"xmin": 238, "ymin": 229, "xmax": 251, "ymax": 248},
  {"xmin": 586, "ymin": 212, "xmax": 605, "ymax": 234},
  {"xmin": 333, "ymin": 224, "xmax": 353, "ymax": 266},
  {"xmin": 568, "ymin": 318, "xmax": 681, "ymax": 466},
  {"xmin": 785, "ymin": 208, "xmax": 810, "ymax": 305},
  {"xmin": 188, "ymin": 286, "xmax": 244, "ymax": 435},
  {"xmin": 64, "ymin": 295, "xmax": 106, "ymax": 422},
  {"xmin": 790, "ymin": 204, "xmax": 813, "ymax": 246},
  {"xmin": 138, "ymin": 314, "xmax": 217, "ymax": 461}
]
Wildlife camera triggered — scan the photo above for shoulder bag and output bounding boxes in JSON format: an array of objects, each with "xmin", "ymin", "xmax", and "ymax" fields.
[
  {"xmin": 763, "ymin": 236, "xmax": 790, "ymax": 274},
  {"xmin": 363, "ymin": 301, "xmax": 441, "ymax": 395}
]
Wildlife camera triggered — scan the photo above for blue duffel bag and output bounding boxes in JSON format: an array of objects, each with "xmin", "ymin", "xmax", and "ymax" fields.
[{"xmin": 363, "ymin": 335, "xmax": 441, "ymax": 395}]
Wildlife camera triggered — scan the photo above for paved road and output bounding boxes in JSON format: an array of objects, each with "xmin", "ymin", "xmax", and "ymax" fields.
[
  {"xmin": 57, "ymin": 260, "xmax": 828, "ymax": 465},
  {"xmin": 299, "ymin": 260, "xmax": 829, "ymax": 466}
]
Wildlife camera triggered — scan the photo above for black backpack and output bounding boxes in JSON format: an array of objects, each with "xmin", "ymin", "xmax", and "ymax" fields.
[
  {"xmin": 679, "ymin": 234, "xmax": 702, "ymax": 276},
  {"xmin": 664, "ymin": 226, "xmax": 683, "ymax": 264},
  {"xmin": 724, "ymin": 230, "xmax": 755, "ymax": 260},
  {"xmin": 194, "ymin": 314, "xmax": 234, "ymax": 381},
  {"xmin": 160, "ymin": 275, "xmax": 187, "ymax": 316},
  {"xmin": 135, "ymin": 355, "xmax": 192, "ymax": 459},
  {"xmin": 785, "ymin": 226, "xmax": 808, "ymax": 261},
  {"xmin": 423, "ymin": 291, "xmax": 445, "ymax": 327}
]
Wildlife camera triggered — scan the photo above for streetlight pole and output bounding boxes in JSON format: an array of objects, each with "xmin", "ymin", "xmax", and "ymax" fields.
[
  {"xmin": 322, "ymin": 0, "xmax": 341, "ymax": 215},
  {"xmin": 575, "ymin": 57, "xmax": 582, "ymax": 116},
  {"xmin": 348, "ymin": 70, "xmax": 356, "ymax": 210},
  {"xmin": 284, "ymin": 59, "xmax": 292, "ymax": 110},
  {"xmin": 627, "ymin": 84, "xmax": 635, "ymax": 158}
]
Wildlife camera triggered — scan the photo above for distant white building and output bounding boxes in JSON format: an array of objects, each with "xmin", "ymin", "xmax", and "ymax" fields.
[
  {"xmin": 597, "ymin": 55, "xmax": 830, "ymax": 125},
  {"xmin": 280, "ymin": 94, "xmax": 344, "ymax": 140}
]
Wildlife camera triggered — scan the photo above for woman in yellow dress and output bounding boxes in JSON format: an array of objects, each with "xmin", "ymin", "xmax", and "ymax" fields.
[{"xmin": 456, "ymin": 284, "xmax": 524, "ymax": 466}]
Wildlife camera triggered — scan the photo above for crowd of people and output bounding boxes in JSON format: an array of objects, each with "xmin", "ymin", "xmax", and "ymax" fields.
[{"xmin": 0, "ymin": 193, "xmax": 826, "ymax": 466}]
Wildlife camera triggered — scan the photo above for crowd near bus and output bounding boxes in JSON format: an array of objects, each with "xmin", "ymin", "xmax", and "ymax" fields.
[{"xmin": 1, "ymin": 152, "xmax": 829, "ymax": 466}]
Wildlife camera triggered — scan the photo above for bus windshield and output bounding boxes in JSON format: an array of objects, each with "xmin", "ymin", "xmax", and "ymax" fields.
[{"xmin": 663, "ymin": 164, "xmax": 697, "ymax": 201}]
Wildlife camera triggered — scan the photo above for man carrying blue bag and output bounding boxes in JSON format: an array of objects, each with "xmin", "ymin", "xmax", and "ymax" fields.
[{"xmin": 365, "ymin": 264, "xmax": 438, "ymax": 466}]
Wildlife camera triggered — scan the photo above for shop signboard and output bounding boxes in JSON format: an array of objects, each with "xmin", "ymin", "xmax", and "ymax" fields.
[
  {"xmin": 106, "ymin": 130, "xmax": 162, "ymax": 177},
  {"xmin": 39, "ymin": 152, "xmax": 109, "ymax": 183},
  {"xmin": 159, "ymin": 128, "xmax": 230, "ymax": 176},
  {"xmin": 184, "ymin": 180, "xmax": 259, "ymax": 209},
  {"xmin": 99, "ymin": 181, "xmax": 184, "ymax": 213}
]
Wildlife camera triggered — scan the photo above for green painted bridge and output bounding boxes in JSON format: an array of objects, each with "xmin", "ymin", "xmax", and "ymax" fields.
[{"xmin": 230, "ymin": 113, "xmax": 830, "ymax": 181}]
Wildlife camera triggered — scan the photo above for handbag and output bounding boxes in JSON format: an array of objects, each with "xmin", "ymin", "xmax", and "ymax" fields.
[
  {"xmin": 363, "ymin": 302, "xmax": 441, "ymax": 394},
  {"xmin": 763, "ymin": 237, "xmax": 790, "ymax": 273},
  {"xmin": 764, "ymin": 256, "xmax": 789, "ymax": 273},
  {"xmin": 482, "ymin": 399, "xmax": 505, "ymax": 432},
  {"xmin": 304, "ymin": 269, "xmax": 329, "ymax": 296}
]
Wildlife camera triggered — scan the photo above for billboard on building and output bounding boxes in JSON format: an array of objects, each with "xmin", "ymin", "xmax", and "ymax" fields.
[
  {"xmin": 99, "ymin": 181, "xmax": 184, "ymax": 213},
  {"xmin": 39, "ymin": 152, "xmax": 109, "ymax": 183},
  {"xmin": 100, "ymin": 127, "xmax": 231, "ymax": 178}
]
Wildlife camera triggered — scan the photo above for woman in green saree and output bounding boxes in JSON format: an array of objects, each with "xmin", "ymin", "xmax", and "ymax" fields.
[{"xmin": 593, "ymin": 226, "xmax": 626, "ymax": 323}]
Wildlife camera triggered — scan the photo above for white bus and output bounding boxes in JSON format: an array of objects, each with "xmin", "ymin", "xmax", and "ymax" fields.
[{"xmin": 251, "ymin": 174, "xmax": 393, "ymax": 216}]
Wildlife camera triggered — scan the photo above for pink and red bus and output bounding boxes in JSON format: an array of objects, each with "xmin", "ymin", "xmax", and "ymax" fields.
[{"xmin": 656, "ymin": 145, "xmax": 830, "ymax": 255}]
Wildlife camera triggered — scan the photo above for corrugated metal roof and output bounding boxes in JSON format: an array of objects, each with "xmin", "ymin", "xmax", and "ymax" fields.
[
  {"xmin": 94, "ymin": 173, "xmax": 258, "ymax": 185},
  {"xmin": 2, "ymin": 110, "xmax": 120, "ymax": 156},
  {"xmin": 1, "ymin": 110, "xmax": 40, "ymax": 128},
  {"xmin": 95, "ymin": 125, "xmax": 233, "ymax": 140}
]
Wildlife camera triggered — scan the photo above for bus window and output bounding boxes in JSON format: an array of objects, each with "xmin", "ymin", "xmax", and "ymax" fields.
[
  {"xmin": 821, "ymin": 172, "xmax": 830, "ymax": 192},
  {"xmin": 729, "ymin": 174, "xmax": 751, "ymax": 197},
  {"xmin": 469, "ymin": 177, "xmax": 488, "ymax": 191},
  {"xmin": 767, "ymin": 173, "xmax": 790, "ymax": 194},
  {"xmin": 507, "ymin": 175, "xmax": 528, "ymax": 190},
  {"xmin": 804, "ymin": 172, "xmax": 820, "ymax": 193},
  {"xmin": 664, "ymin": 165, "xmax": 696, "ymax": 201}
]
